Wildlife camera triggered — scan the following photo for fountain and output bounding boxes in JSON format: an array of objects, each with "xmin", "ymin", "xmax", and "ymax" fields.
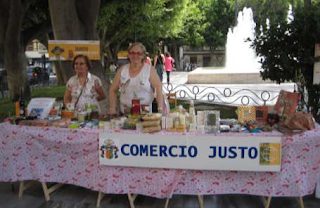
[{"xmin": 188, "ymin": 7, "xmax": 269, "ymax": 84}]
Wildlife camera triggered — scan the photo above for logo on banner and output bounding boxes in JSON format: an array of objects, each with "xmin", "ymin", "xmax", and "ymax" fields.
[
  {"xmin": 259, "ymin": 143, "xmax": 281, "ymax": 165},
  {"xmin": 100, "ymin": 139, "xmax": 119, "ymax": 159}
]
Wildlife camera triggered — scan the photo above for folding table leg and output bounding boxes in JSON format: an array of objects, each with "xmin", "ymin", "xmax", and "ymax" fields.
[
  {"xmin": 127, "ymin": 193, "xmax": 137, "ymax": 208},
  {"xmin": 18, "ymin": 181, "xmax": 35, "ymax": 199},
  {"xmin": 41, "ymin": 182, "xmax": 64, "ymax": 201},
  {"xmin": 298, "ymin": 197, "xmax": 305, "ymax": 208},
  {"xmin": 96, "ymin": 192, "xmax": 104, "ymax": 207},
  {"xmin": 197, "ymin": 195, "xmax": 204, "ymax": 208},
  {"xmin": 164, "ymin": 198, "xmax": 170, "ymax": 208},
  {"xmin": 18, "ymin": 181, "xmax": 25, "ymax": 198},
  {"xmin": 261, "ymin": 196, "xmax": 272, "ymax": 208}
]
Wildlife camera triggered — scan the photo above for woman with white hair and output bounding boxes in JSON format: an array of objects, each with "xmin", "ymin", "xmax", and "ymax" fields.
[{"xmin": 108, "ymin": 42, "xmax": 163, "ymax": 115}]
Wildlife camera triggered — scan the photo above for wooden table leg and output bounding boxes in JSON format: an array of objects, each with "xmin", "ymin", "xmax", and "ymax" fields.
[
  {"xmin": 197, "ymin": 195, "xmax": 204, "ymax": 208},
  {"xmin": 41, "ymin": 182, "xmax": 64, "ymax": 201},
  {"xmin": 18, "ymin": 181, "xmax": 24, "ymax": 199},
  {"xmin": 18, "ymin": 181, "xmax": 35, "ymax": 199},
  {"xmin": 127, "ymin": 193, "xmax": 137, "ymax": 208},
  {"xmin": 298, "ymin": 197, "xmax": 305, "ymax": 208},
  {"xmin": 261, "ymin": 196, "xmax": 272, "ymax": 208},
  {"xmin": 164, "ymin": 198, "xmax": 170, "ymax": 208},
  {"xmin": 96, "ymin": 192, "xmax": 104, "ymax": 208}
]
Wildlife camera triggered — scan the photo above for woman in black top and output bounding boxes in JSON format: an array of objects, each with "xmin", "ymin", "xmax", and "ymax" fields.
[{"xmin": 153, "ymin": 50, "xmax": 165, "ymax": 82}]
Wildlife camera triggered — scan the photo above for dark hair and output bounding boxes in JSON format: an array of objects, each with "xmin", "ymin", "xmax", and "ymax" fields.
[{"xmin": 72, "ymin": 54, "xmax": 92, "ymax": 70}]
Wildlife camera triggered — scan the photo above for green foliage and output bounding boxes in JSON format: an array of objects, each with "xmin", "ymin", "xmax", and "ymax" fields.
[
  {"xmin": 30, "ymin": 85, "xmax": 66, "ymax": 99},
  {"xmin": 98, "ymin": 0, "xmax": 235, "ymax": 55},
  {"xmin": 98, "ymin": 0, "xmax": 189, "ymax": 54},
  {"xmin": 177, "ymin": 1, "xmax": 206, "ymax": 46},
  {"xmin": 22, "ymin": 0, "xmax": 51, "ymax": 47},
  {"xmin": 252, "ymin": 2, "xmax": 320, "ymax": 121},
  {"xmin": 202, "ymin": 0, "xmax": 234, "ymax": 50},
  {"xmin": 176, "ymin": 0, "xmax": 234, "ymax": 49},
  {"xmin": 254, "ymin": 20, "xmax": 299, "ymax": 83},
  {"xmin": 0, "ymin": 85, "xmax": 66, "ymax": 122},
  {"xmin": 237, "ymin": 0, "xmax": 291, "ymax": 27}
]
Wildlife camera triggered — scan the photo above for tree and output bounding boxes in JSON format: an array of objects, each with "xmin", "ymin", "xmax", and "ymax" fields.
[
  {"xmin": 236, "ymin": 0, "xmax": 290, "ymax": 27},
  {"xmin": 98, "ymin": 0, "xmax": 189, "ymax": 65},
  {"xmin": 202, "ymin": 0, "xmax": 234, "ymax": 50},
  {"xmin": 176, "ymin": 0, "xmax": 206, "ymax": 47},
  {"xmin": 48, "ymin": 0, "xmax": 110, "ymax": 112},
  {"xmin": 252, "ymin": 1, "xmax": 320, "ymax": 121},
  {"xmin": 0, "ymin": 0, "xmax": 51, "ymax": 101},
  {"xmin": 48, "ymin": 0, "xmax": 103, "ymax": 81}
]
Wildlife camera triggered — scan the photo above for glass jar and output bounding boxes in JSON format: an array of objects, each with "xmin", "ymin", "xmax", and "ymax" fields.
[{"xmin": 131, "ymin": 99, "xmax": 141, "ymax": 115}]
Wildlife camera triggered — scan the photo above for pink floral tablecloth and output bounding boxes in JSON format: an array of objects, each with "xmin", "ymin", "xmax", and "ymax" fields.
[{"xmin": 1, "ymin": 122, "xmax": 320, "ymax": 198}]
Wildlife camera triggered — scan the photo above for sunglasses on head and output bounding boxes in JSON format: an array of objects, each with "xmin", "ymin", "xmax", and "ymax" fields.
[{"xmin": 128, "ymin": 51, "xmax": 144, "ymax": 56}]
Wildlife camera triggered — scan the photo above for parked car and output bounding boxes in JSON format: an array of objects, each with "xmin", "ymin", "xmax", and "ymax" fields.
[{"xmin": 27, "ymin": 66, "xmax": 49, "ymax": 85}]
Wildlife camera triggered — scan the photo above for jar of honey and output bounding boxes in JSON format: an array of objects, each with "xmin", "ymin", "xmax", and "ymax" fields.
[{"xmin": 131, "ymin": 99, "xmax": 141, "ymax": 115}]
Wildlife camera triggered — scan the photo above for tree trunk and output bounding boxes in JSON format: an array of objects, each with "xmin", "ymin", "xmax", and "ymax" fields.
[
  {"xmin": 48, "ymin": 0, "xmax": 110, "ymax": 113},
  {"xmin": 1, "ymin": 0, "xmax": 30, "ymax": 101}
]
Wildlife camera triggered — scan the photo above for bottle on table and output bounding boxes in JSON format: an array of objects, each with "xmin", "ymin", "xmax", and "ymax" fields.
[
  {"xmin": 152, "ymin": 98, "xmax": 158, "ymax": 113},
  {"xmin": 131, "ymin": 99, "xmax": 141, "ymax": 115},
  {"xmin": 19, "ymin": 88, "xmax": 26, "ymax": 117},
  {"xmin": 15, "ymin": 101, "xmax": 20, "ymax": 117},
  {"xmin": 189, "ymin": 100, "xmax": 196, "ymax": 123},
  {"xmin": 131, "ymin": 93, "xmax": 141, "ymax": 115}
]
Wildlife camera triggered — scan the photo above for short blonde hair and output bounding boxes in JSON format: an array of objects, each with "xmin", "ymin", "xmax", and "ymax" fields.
[{"xmin": 128, "ymin": 42, "xmax": 146, "ymax": 62}]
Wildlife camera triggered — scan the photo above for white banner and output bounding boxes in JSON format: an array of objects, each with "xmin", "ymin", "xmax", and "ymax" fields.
[{"xmin": 99, "ymin": 132, "xmax": 281, "ymax": 172}]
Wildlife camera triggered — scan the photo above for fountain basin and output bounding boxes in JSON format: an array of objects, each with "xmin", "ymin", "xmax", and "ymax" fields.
[{"xmin": 187, "ymin": 67, "xmax": 273, "ymax": 84}]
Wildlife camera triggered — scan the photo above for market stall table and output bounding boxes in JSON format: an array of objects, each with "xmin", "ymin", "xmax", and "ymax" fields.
[{"xmin": 1, "ymin": 122, "xmax": 320, "ymax": 208}]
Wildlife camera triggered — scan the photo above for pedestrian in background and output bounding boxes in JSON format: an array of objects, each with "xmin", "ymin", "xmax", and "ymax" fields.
[
  {"xmin": 164, "ymin": 52, "xmax": 174, "ymax": 84},
  {"xmin": 145, "ymin": 52, "xmax": 151, "ymax": 65},
  {"xmin": 153, "ymin": 50, "xmax": 165, "ymax": 82}
]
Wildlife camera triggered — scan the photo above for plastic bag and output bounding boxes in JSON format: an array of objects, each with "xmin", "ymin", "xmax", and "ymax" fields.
[{"xmin": 283, "ymin": 112, "xmax": 315, "ymax": 131}]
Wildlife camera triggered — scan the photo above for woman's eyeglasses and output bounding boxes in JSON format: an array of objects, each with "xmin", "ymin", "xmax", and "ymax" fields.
[{"xmin": 128, "ymin": 51, "xmax": 144, "ymax": 56}]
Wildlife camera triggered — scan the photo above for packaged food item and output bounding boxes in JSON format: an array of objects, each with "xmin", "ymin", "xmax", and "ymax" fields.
[
  {"xmin": 61, "ymin": 111, "xmax": 74, "ymax": 119},
  {"xmin": 78, "ymin": 112, "xmax": 87, "ymax": 122},
  {"xmin": 142, "ymin": 113, "xmax": 162, "ymax": 121},
  {"xmin": 141, "ymin": 113, "xmax": 162, "ymax": 133},
  {"xmin": 142, "ymin": 125, "xmax": 161, "ymax": 133}
]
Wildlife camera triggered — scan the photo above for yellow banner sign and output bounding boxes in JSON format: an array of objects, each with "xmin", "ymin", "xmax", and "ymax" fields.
[
  {"xmin": 48, "ymin": 40, "xmax": 100, "ymax": 61},
  {"xmin": 117, "ymin": 50, "xmax": 128, "ymax": 59}
]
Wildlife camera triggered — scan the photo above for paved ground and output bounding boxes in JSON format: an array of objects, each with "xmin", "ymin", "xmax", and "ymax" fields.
[{"xmin": 1, "ymin": 182, "xmax": 320, "ymax": 208}]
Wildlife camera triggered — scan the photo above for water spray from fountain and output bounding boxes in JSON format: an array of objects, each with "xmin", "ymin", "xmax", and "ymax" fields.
[{"xmin": 225, "ymin": 7, "xmax": 261, "ymax": 73}]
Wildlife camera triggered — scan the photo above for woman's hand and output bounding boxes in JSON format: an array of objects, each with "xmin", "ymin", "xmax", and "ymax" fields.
[
  {"xmin": 94, "ymin": 80, "xmax": 100, "ymax": 91},
  {"xmin": 94, "ymin": 79, "xmax": 106, "ymax": 101}
]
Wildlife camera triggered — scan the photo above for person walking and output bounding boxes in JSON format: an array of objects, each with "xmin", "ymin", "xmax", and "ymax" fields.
[
  {"xmin": 153, "ymin": 50, "xmax": 165, "ymax": 82},
  {"xmin": 145, "ymin": 52, "xmax": 151, "ymax": 65},
  {"xmin": 164, "ymin": 52, "xmax": 174, "ymax": 84}
]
